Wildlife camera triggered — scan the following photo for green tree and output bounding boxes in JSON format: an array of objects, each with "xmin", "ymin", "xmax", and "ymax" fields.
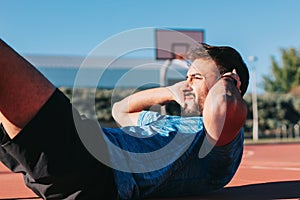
[{"xmin": 263, "ymin": 47, "xmax": 300, "ymax": 93}]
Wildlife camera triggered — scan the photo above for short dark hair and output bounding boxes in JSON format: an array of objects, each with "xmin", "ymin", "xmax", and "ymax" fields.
[{"xmin": 187, "ymin": 43, "xmax": 250, "ymax": 96}]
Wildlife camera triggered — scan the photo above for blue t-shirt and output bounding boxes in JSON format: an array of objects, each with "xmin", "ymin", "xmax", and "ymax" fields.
[{"xmin": 102, "ymin": 111, "xmax": 243, "ymax": 199}]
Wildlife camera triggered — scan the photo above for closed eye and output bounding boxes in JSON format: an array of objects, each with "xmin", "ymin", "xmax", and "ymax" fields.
[
  {"xmin": 194, "ymin": 74, "xmax": 204, "ymax": 79},
  {"xmin": 187, "ymin": 73, "xmax": 205, "ymax": 80}
]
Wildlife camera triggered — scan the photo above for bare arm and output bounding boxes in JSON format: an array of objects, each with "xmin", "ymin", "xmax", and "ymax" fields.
[
  {"xmin": 203, "ymin": 77, "xmax": 247, "ymax": 146},
  {"xmin": 112, "ymin": 87, "xmax": 174, "ymax": 126}
]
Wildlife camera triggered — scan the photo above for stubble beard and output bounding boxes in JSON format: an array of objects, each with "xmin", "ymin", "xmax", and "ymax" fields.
[{"xmin": 181, "ymin": 99, "xmax": 202, "ymax": 117}]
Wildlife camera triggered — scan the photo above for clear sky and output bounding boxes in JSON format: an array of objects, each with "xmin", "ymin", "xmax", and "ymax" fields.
[{"xmin": 1, "ymin": 0, "xmax": 300, "ymax": 92}]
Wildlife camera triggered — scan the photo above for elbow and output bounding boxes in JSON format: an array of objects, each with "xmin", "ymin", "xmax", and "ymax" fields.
[
  {"xmin": 112, "ymin": 101, "xmax": 130, "ymax": 126},
  {"xmin": 112, "ymin": 102, "xmax": 137, "ymax": 127},
  {"xmin": 112, "ymin": 102, "xmax": 121, "ymax": 122}
]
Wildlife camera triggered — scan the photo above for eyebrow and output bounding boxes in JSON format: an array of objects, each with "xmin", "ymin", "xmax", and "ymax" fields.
[{"xmin": 186, "ymin": 73, "xmax": 204, "ymax": 78}]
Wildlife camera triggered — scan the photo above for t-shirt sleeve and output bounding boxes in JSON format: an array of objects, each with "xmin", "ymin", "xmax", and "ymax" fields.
[{"xmin": 137, "ymin": 111, "xmax": 163, "ymax": 126}]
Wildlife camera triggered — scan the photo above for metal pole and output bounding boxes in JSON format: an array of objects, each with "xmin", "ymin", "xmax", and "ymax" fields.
[
  {"xmin": 160, "ymin": 59, "xmax": 171, "ymax": 87},
  {"xmin": 248, "ymin": 56, "xmax": 259, "ymax": 141},
  {"xmin": 160, "ymin": 59, "xmax": 171, "ymax": 114}
]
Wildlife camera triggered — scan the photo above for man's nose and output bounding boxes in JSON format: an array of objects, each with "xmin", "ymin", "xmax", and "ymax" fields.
[{"xmin": 184, "ymin": 80, "xmax": 193, "ymax": 91}]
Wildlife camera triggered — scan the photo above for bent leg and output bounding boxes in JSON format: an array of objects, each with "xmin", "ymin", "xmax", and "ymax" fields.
[{"xmin": 0, "ymin": 39, "xmax": 55, "ymax": 138}]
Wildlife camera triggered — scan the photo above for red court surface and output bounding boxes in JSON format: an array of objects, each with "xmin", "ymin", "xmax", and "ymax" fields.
[{"xmin": 0, "ymin": 143, "xmax": 300, "ymax": 199}]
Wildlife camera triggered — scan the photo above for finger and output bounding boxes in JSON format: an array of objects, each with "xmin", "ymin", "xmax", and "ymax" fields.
[
  {"xmin": 232, "ymin": 69, "xmax": 241, "ymax": 90},
  {"xmin": 220, "ymin": 70, "xmax": 242, "ymax": 93}
]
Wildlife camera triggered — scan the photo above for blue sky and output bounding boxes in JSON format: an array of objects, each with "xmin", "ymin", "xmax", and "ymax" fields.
[{"xmin": 1, "ymin": 0, "xmax": 300, "ymax": 92}]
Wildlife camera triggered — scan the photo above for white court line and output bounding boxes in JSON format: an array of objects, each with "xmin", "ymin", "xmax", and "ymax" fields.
[
  {"xmin": 245, "ymin": 161, "xmax": 300, "ymax": 167},
  {"xmin": 243, "ymin": 150, "xmax": 254, "ymax": 158},
  {"xmin": 250, "ymin": 165, "xmax": 300, "ymax": 171}
]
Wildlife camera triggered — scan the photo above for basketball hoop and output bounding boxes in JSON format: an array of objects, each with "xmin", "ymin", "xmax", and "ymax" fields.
[
  {"xmin": 155, "ymin": 28, "xmax": 204, "ymax": 60},
  {"xmin": 155, "ymin": 28, "xmax": 205, "ymax": 114}
]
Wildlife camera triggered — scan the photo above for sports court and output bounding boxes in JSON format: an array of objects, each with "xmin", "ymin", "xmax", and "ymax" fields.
[
  {"xmin": 1, "ymin": 142, "xmax": 299, "ymax": 199},
  {"xmin": 1, "ymin": 29, "xmax": 299, "ymax": 199}
]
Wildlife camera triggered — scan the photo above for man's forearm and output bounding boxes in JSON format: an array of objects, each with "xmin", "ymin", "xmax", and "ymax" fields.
[
  {"xmin": 112, "ymin": 87, "xmax": 174, "ymax": 126},
  {"xmin": 203, "ymin": 78, "xmax": 247, "ymax": 146}
]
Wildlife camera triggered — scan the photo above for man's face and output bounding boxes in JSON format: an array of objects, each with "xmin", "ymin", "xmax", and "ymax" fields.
[{"xmin": 182, "ymin": 58, "xmax": 220, "ymax": 116}]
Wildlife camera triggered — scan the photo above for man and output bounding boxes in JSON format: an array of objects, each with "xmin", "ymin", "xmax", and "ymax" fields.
[{"xmin": 0, "ymin": 39, "xmax": 249, "ymax": 199}]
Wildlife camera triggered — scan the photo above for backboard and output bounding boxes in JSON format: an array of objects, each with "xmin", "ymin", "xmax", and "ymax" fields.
[{"xmin": 155, "ymin": 28, "xmax": 204, "ymax": 60}]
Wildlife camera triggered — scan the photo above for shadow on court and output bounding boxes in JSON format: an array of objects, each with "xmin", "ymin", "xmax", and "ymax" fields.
[{"xmin": 152, "ymin": 180, "xmax": 300, "ymax": 200}]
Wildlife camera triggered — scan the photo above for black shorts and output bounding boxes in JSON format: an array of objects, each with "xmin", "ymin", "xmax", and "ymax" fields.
[{"xmin": 0, "ymin": 89, "xmax": 117, "ymax": 199}]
